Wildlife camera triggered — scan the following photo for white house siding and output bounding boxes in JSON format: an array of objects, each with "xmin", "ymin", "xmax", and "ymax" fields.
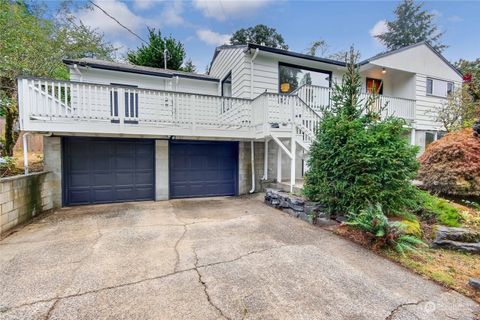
[
  {"xmin": 69, "ymin": 67, "xmax": 219, "ymax": 96},
  {"xmin": 414, "ymin": 74, "xmax": 463, "ymax": 131},
  {"xmin": 209, "ymin": 47, "xmax": 251, "ymax": 98},
  {"xmin": 249, "ymin": 52, "xmax": 344, "ymax": 98}
]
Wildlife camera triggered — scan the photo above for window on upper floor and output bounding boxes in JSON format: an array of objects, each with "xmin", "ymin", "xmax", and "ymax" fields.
[
  {"xmin": 426, "ymin": 77, "xmax": 454, "ymax": 98},
  {"xmin": 366, "ymin": 78, "xmax": 383, "ymax": 95},
  {"xmin": 278, "ymin": 63, "xmax": 331, "ymax": 94},
  {"xmin": 221, "ymin": 72, "xmax": 232, "ymax": 97}
]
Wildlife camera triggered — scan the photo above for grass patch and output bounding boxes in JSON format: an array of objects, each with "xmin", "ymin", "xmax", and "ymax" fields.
[{"xmin": 384, "ymin": 248, "xmax": 480, "ymax": 303}]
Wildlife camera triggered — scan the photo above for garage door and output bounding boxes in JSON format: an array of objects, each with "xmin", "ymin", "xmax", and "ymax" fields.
[
  {"xmin": 63, "ymin": 137, "xmax": 155, "ymax": 205},
  {"xmin": 169, "ymin": 141, "xmax": 238, "ymax": 199}
]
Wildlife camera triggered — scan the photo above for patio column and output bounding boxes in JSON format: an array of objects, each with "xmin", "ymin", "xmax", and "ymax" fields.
[{"xmin": 290, "ymin": 137, "xmax": 296, "ymax": 193}]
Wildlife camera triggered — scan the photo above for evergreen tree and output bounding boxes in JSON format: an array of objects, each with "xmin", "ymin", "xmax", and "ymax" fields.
[
  {"xmin": 376, "ymin": 0, "xmax": 447, "ymax": 52},
  {"xmin": 181, "ymin": 59, "xmax": 196, "ymax": 73},
  {"xmin": 0, "ymin": 0, "xmax": 116, "ymax": 156},
  {"xmin": 303, "ymin": 47, "xmax": 420, "ymax": 216},
  {"xmin": 230, "ymin": 24, "xmax": 288, "ymax": 50},
  {"xmin": 127, "ymin": 28, "xmax": 185, "ymax": 70}
]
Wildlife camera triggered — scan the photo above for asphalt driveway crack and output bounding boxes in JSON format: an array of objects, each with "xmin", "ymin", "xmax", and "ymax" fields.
[{"xmin": 385, "ymin": 300, "xmax": 426, "ymax": 320}]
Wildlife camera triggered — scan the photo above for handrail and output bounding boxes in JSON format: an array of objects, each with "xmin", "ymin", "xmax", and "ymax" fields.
[{"xmin": 17, "ymin": 76, "xmax": 250, "ymax": 102}]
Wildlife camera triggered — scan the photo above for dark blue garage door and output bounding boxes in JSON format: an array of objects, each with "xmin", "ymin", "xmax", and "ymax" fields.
[
  {"xmin": 63, "ymin": 137, "xmax": 155, "ymax": 205},
  {"xmin": 169, "ymin": 141, "xmax": 238, "ymax": 199}
]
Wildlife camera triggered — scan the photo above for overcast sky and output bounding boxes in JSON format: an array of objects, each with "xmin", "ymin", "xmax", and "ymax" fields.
[{"xmin": 47, "ymin": 0, "xmax": 480, "ymax": 73}]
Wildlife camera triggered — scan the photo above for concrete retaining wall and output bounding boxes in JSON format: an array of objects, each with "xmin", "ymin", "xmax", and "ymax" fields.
[{"xmin": 0, "ymin": 172, "xmax": 57, "ymax": 236}]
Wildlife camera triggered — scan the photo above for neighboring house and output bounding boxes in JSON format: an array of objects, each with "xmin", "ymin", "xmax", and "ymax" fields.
[{"xmin": 17, "ymin": 42, "xmax": 462, "ymax": 206}]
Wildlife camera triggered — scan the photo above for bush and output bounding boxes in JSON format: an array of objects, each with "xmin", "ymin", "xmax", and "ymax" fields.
[
  {"xmin": 416, "ymin": 191, "xmax": 462, "ymax": 227},
  {"xmin": 303, "ymin": 49, "xmax": 419, "ymax": 216},
  {"xmin": 0, "ymin": 156, "xmax": 17, "ymax": 177},
  {"xmin": 345, "ymin": 204, "xmax": 426, "ymax": 256},
  {"xmin": 418, "ymin": 129, "xmax": 480, "ymax": 196}
]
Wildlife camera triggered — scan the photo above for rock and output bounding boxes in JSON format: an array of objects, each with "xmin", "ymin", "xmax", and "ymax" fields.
[
  {"xmin": 315, "ymin": 217, "xmax": 338, "ymax": 227},
  {"xmin": 432, "ymin": 239, "xmax": 480, "ymax": 253},
  {"xmin": 264, "ymin": 189, "xmax": 330, "ymax": 225},
  {"xmin": 468, "ymin": 278, "xmax": 480, "ymax": 291},
  {"xmin": 434, "ymin": 226, "xmax": 480, "ymax": 243}
]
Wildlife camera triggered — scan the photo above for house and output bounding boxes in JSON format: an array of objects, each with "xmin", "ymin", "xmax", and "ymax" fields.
[{"xmin": 16, "ymin": 42, "xmax": 462, "ymax": 206}]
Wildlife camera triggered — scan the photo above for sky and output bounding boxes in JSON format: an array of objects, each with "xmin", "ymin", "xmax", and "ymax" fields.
[{"xmin": 46, "ymin": 0, "xmax": 480, "ymax": 74}]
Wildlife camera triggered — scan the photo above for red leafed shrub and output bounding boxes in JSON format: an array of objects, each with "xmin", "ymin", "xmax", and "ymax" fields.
[{"xmin": 418, "ymin": 129, "xmax": 480, "ymax": 196}]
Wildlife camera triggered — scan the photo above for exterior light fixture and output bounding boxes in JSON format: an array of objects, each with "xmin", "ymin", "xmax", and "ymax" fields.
[{"xmin": 382, "ymin": 68, "xmax": 387, "ymax": 74}]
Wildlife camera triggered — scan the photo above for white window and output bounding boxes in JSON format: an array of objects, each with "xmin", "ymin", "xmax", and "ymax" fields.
[{"xmin": 426, "ymin": 78, "xmax": 454, "ymax": 98}]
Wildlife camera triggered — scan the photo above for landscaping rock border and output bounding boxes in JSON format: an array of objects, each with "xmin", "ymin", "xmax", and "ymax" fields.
[{"xmin": 264, "ymin": 189, "xmax": 335, "ymax": 226}]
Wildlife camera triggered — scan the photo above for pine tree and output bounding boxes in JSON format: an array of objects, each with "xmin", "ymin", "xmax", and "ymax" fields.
[
  {"xmin": 376, "ymin": 0, "xmax": 447, "ymax": 52},
  {"xmin": 127, "ymin": 28, "xmax": 185, "ymax": 70}
]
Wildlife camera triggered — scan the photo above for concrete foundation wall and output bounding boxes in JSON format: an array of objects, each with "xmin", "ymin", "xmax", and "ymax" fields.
[
  {"xmin": 155, "ymin": 140, "xmax": 169, "ymax": 200},
  {"xmin": 0, "ymin": 172, "xmax": 56, "ymax": 236},
  {"xmin": 43, "ymin": 136, "xmax": 62, "ymax": 207}
]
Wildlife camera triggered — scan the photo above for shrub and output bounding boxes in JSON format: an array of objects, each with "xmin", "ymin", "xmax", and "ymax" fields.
[
  {"xmin": 346, "ymin": 204, "xmax": 426, "ymax": 256},
  {"xmin": 0, "ymin": 156, "xmax": 17, "ymax": 177},
  {"xmin": 416, "ymin": 191, "xmax": 462, "ymax": 227},
  {"xmin": 303, "ymin": 48, "xmax": 419, "ymax": 216},
  {"xmin": 418, "ymin": 129, "xmax": 480, "ymax": 196}
]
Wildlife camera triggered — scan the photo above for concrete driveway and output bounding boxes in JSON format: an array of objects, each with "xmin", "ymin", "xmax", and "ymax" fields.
[{"xmin": 1, "ymin": 195, "xmax": 478, "ymax": 320}]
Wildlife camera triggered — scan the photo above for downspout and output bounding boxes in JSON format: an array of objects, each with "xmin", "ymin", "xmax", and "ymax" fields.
[
  {"xmin": 249, "ymin": 140, "xmax": 255, "ymax": 194},
  {"xmin": 23, "ymin": 132, "xmax": 30, "ymax": 174},
  {"xmin": 249, "ymin": 48, "xmax": 260, "ymax": 194},
  {"xmin": 250, "ymin": 48, "xmax": 259, "ymax": 99}
]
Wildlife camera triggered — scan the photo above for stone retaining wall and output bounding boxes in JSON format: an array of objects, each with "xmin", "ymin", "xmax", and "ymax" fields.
[{"xmin": 0, "ymin": 172, "xmax": 56, "ymax": 236}]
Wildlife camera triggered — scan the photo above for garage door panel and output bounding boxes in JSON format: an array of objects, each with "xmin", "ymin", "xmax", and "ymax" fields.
[
  {"xmin": 64, "ymin": 138, "xmax": 155, "ymax": 205},
  {"xmin": 116, "ymin": 157, "xmax": 135, "ymax": 170},
  {"xmin": 93, "ymin": 188, "xmax": 115, "ymax": 203},
  {"xmin": 69, "ymin": 173, "xmax": 90, "ymax": 187},
  {"xmin": 135, "ymin": 172, "xmax": 154, "ymax": 184},
  {"xmin": 169, "ymin": 141, "xmax": 238, "ymax": 199},
  {"xmin": 69, "ymin": 189, "xmax": 91, "ymax": 204},
  {"xmin": 136, "ymin": 157, "xmax": 154, "ymax": 169},
  {"xmin": 92, "ymin": 172, "xmax": 114, "ymax": 186}
]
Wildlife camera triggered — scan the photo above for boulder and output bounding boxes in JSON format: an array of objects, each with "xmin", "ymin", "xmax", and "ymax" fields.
[
  {"xmin": 432, "ymin": 239, "xmax": 480, "ymax": 253},
  {"xmin": 434, "ymin": 226, "xmax": 480, "ymax": 243},
  {"xmin": 468, "ymin": 278, "xmax": 480, "ymax": 291}
]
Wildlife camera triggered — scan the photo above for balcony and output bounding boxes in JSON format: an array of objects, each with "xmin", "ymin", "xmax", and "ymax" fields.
[
  {"xmin": 17, "ymin": 78, "xmax": 415, "ymax": 144},
  {"xmin": 295, "ymin": 84, "xmax": 416, "ymax": 121},
  {"xmin": 17, "ymin": 77, "xmax": 254, "ymax": 139}
]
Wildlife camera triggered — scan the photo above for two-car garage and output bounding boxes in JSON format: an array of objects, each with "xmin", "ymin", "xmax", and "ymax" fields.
[{"xmin": 62, "ymin": 137, "xmax": 239, "ymax": 205}]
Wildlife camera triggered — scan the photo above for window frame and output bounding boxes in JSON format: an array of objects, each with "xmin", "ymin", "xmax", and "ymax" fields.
[
  {"xmin": 426, "ymin": 77, "xmax": 454, "ymax": 98},
  {"xmin": 221, "ymin": 71, "xmax": 232, "ymax": 97},
  {"xmin": 278, "ymin": 62, "xmax": 332, "ymax": 94}
]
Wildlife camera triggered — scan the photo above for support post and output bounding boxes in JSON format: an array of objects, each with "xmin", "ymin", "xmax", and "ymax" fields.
[
  {"xmin": 290, "ymin": 137, "xmax": 296, "ymax": 193},
  {"xmin": 410, "ymin": 128, "xmax": 416, "ymax": 145},
  {"xmin": 23, "ymin": 133, "xmax": 30, "ymax": 174},
  {"xmin": 263, "ymin": 138, "xmax": 269, "ymax": 180},
  {"xmin": 277, "ymin": 146, "xmax": 282, "ymax": 183}
]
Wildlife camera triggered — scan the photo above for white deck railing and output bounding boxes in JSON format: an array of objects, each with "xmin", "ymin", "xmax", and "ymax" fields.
[
  {"xmin": 296, "ymin": 84, "xmax": 416, "ymax": 120},
  {"xmin": 18, "ymin": 78, "xmax": 416, "ymax": 143},
  {"xmin": 18, "ymin": 77, "xmax": 253, "ymax": 138}
]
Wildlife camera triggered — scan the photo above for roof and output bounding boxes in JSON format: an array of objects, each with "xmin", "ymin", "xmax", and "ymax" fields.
[
  {"xmin": 63, "ymin": 58, "xmax": 220, "ymax": 82},
  {"xmin": 359, "ymin": 42, "xmax": 462, "ymax": 77},
  {"xmin": 210, "ymin": 41, "xmax": 462, "ymax": 77},
  {"xmin": 208, "ymin": 43, "xmax": 346, "ymax": 72}
]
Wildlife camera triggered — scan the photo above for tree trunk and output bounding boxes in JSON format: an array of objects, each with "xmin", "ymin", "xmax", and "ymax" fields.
[{"xmin": 4, "ymin": 103, "xmax": 19, "ymax": 156}]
